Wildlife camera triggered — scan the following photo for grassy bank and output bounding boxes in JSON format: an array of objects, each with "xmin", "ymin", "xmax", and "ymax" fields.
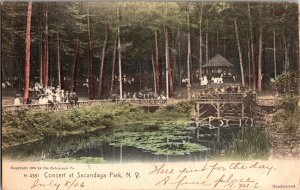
[
  {"xmin": 2, "ymin": 102, "xmax": 193, "ymax": 148},
  {"xmin": 222, "ymin": 127, "xmax": 271, "ymax": 160},
  {"xmin": 268, "ymin": 95, "xmax": 300, "ymax": 156}
]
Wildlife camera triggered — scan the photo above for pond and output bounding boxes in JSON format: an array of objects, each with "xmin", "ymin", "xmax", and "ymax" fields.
[{"xmin": 3, "ymin": 124, "xmax": 241, "ymax": 163}]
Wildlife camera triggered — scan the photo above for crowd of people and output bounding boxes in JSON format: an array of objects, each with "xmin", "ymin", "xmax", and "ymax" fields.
[
  {"xmin": 14, "ymin": 82, "xmax": 78, "ymax": 106},
  {"xmin": 191, "ymin": 84, "xmax": 250, "ymax": 100},
  {"xmin": 111, "ymin": 87, "xmax": 167, "ymax": 101}
]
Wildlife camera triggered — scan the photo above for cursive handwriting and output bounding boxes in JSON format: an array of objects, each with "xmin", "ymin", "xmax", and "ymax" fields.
[
  {"xmin": 229, "ymin": 161, "xmax": 275, "ymax": 175},
  {"xmin": 155, "ymin": 175, "xmax": 211, "ymax": 190},
  {"xmin": 214, "ymin": 174, "xmax": 259, "ymax": 189},
  {"xmin": 31, "ymin": 178, "xmax": 85, "ymax": 190},
  {"xmin": 149, "ymin": 163, "xmax": 174, "ymax": 175},
  {"xmin": 149, "ymin": 161, "xmax": 276, "ymax": 189}
]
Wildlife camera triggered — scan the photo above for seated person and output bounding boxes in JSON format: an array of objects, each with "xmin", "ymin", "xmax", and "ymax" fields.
[{"xmin": 14, "ymin": 94, "xmax": 21, "ymax": 105}]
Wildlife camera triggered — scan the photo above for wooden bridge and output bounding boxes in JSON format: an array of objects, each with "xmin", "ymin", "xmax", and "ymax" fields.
[
  {"xmin": 192, "ymin": 92, "xmax": 256, "ymax": 143},
  {"xmin": 2, "ymin": 99, "xmax": 169, "ymax": 113}
]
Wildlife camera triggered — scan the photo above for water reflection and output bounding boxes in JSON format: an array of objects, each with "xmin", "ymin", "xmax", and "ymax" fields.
[{"xmin": 3, "ymin": 124, "xmax": 241, "ymax": 163}]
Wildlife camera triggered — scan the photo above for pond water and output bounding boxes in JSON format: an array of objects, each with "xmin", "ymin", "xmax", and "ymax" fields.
[{"xmin": 3, "ymin": 124, "xmax": 241, "ymax": 163}]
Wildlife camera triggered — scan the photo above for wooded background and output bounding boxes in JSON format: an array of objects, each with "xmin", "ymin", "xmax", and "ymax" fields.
[{"xmin": 1, "ymin": 2, "xmax": 299, "ymax": 101}]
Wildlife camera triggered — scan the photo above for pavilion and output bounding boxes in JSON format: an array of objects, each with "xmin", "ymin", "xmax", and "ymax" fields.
[{"xmin": 202, "ymin": 54, "xmax": 235, "ymax": 83}]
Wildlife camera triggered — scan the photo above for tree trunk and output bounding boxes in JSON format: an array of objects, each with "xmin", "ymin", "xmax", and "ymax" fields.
[
  {"xmin": 70, "ymin": 37, "xmax": 80, "ymax": 92},
  {"xmin": 177, "ymin": 31, "xmax": 182, "ymax": 85},
  {"xmin": 248, "ymin": 3, "xmax": 256, "ymax": 90},
  {"xmin": 187, "ymin": 9, "xmax": 191, "ymax": 100},
  {"xmin": 57, "ymin": 31, "xmax": 61, "ymax": 90},
  {"xmin": 117, "ymin": 6, "xmax": 123, "ymax": 99},
  {"xmin": 234, "ymin": 19, "xmax": 245, "ymax": 86},
  {"xmin": 247, "ymin": 37, "xmax": 251, "ymax": 86},
  {"xmin": 273, "ymin": 29, "xmax": 277, "ymax": 79},
  {"xmin": 283, "ymin": 35, "xmax": 289, "ymax": 73},
  {"xmin": 199, "ymin": 3, "xmax": 203, "ymax": 85},
  {"xmin": 110, "ymin": 36, "xmax": 117, "ymax": 97},
  {"xmin": 43, "ymin": 36, "xmax": 46, "ymax": 88},
  {"xmin": 87, "ymin": 9, "xmax": 95, "ymax": 99},
  {"xmin": 23, "ymin": 1, "xmax": 32, "ymax": 103},
  {"xmin": 167, "ymin": 27, "xmax": 174, "ymax": 96},
  {"xmin": 155, "ymin": 30, "xmax": 161, "ymax": 94},
  {"xmin": 43, "ymin": 3, "xmax": 49, "ymax": 89},
  {"xmin": 151, "ymin": 52, "xmax": 157, "ymax": 95},
  {"xmin": 257, "ymin": 8, "xmax": 263, "ymax": 92},
  {"xmin": 216, "ymin": 28, "xmax": 219, "ymax": 53},
  {"xmin": 98, "ymin": 23, "xmax": 109, "ymax": 98},
  {"xmin": 165, "ymin": 27, "xmax": 169, "ymax": 99},
  {"xmin": 223, "ymin": 22, "xmax": 226, "ymax": 56},
  {"xmin": 205, "ymin": 20, "xmax": 209, "ymax": 63},
  {"xmin": 39, "ymin": 40, "xmax": 43, "ymax": 86}
]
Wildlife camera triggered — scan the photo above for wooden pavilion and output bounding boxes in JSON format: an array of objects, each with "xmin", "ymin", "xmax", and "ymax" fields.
[{"xmin": 202, "ymin": 54, "xmax": 234, "ymax": 77}]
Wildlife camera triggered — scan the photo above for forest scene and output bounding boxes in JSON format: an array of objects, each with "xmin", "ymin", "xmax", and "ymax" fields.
[{"xmin": 1, "ymin": 2, "xmax": 300, "ymax": 162}]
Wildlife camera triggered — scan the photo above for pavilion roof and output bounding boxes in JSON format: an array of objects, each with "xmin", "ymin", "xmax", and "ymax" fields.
[{"xmin": 202, "ymin": 54, "xmax": 234, "ymax": 68}]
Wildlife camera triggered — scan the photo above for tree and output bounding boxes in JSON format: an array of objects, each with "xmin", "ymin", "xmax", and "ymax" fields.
[
  {"xmin": 234, "ymin": 19, "xmax": 245, "ymax": 86},
  {"xmin": 273, "ymin": 29, "xmax": 277, "ymax": 80},
  {"xmin": 98, "ymin": 23, "xmax": 109, "ymax": 98},
  {"xmin": 117, "ymin": 6, "xmax": 123, "ymax": 99},
  {"xmin": 198, "ymin": 3, "xmax": 203, "ymax": 85},
  {"xmin": 155, "ymin": 30, "xmax": 161, "ymax": 94},
  {"xmin": 23, "ymin": 1, "xmax": 33, "ymax": 103},
  {"xmin": 87, "ymin": 8, "xmax": 95, "ymax": 99},
  {"xmin": 110, "ymin": 35, "xmax": 117, "ymax": 97},
  {"xmin": 165, "ymin": 26, "xmax": 170, "ymax": 99},
  {"xmin": 43, "ymin": 3, "xmax": 49, "ymax": 89},
  {"xmin": 70, "ymin": 37, "xmax": 80, "ymax": 92},
  {"xmin": 187, "ymin": 5, "xmax": 191, "ymax": 100},
  {"xmin": 151, "ymin": 52, "xmax": 157, "ymax": 95},
  {"xmin": 257, "ymin": 6, "xmax": 263, "ymax": 91},
  {"xmin": 57, "ymin": 31, "xmax": 61, "ymax": 90}
]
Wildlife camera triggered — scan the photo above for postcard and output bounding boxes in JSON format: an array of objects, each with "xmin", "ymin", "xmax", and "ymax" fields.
[{"xmin": 1, "ymin": 1, "xmax": 300, "ymax": 190}]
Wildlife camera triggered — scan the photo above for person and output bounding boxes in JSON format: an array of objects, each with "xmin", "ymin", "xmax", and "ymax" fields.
[
  {"xmin": 220, "ymin": 77, "xmax": 223, "ymax": 84},
  {"xmin": 220, "ymin": 86, "xmax": 225, "ymax": 93},
  {"xmin": 14, "ymin": 94, "xmax": 21, "ymax": 105},
  {"xmin": 69, "ymin": 92, "xmax": 78, "ymax": 106},
  {"xmin": 203, "ymin": 75, "xmax": 208, "ymax": 85},
  {"xmin": 60, "ymin": 90, "xmax": 65, "ymax": 102},
  {"xmin": 47, "ymin": 92, "xmax": 53, "ymax": 102},
  {"xmin": 111, "ymin": 94, "xmax": 118, "ymax": 102},
  {"xmin": 55, "ymin": 91, "xmax": 61, "ymax": 103},
  {"xmin": 132, "ymin": 92, "xmax": 137, "ymax": 99},
  {"xmin": 65, "ymin": 91, "xmax": 70, "ymax": 102},
  {"xmin": 160, "ymin": 92, "xmax": 166, "ymax": 100},
  {"xmin": 38, "ymin": 94, "xmax": 48, "ymax": 104}
]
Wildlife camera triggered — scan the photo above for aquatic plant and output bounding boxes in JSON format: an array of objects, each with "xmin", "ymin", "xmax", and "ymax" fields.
[{"xmin": 111, "ymin": 126, "xmax": 208, "ymax": 156}]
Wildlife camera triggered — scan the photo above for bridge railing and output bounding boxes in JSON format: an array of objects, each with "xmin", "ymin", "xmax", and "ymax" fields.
[
  {"xmin": 192, "ymin": 92, "xmax": 256, "ymax": 103},
  {"xmin": 2, "ymin": 98, "xmax": 169, "ymax": 112}
]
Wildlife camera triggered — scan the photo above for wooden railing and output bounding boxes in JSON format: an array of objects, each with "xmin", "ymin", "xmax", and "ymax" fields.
[
  {"xmin": 193, "ymin": 92, "xmax": 256, "ymax": 103},
  {"xmin": 2, "ymin": 99, "xmax": 169, "ymax": 112}
]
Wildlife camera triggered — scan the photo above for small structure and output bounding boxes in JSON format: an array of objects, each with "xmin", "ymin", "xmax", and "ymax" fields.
[{"xmin": 202, "ymin": 54, "xmax": 235, "ymax": 83}]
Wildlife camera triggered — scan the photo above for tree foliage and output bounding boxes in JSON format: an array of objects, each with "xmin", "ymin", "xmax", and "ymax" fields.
[{"xmin": 1, "ymin": 2, "xmax": 299, "ymax": 96}]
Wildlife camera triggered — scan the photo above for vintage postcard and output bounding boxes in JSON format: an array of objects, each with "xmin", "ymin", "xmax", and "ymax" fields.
[{"xmin": 1, "ymin": 1, "xmax": 300, "ymax": 190}]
